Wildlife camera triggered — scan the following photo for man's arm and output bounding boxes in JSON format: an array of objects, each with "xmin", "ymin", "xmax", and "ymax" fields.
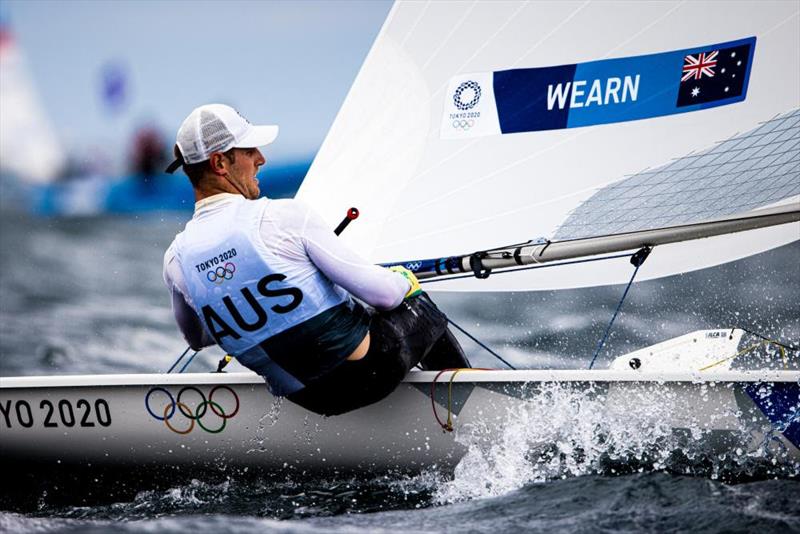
[
  {"xmin": 269, "ymin": 201, "xmax": 410, "ymax": 310},
  {"xmin": 163, "ymin": 248, "xmax": 215, "ymax": 350},
  {"xmin": 170, "ymin": 287, "xmax": 215, "ymax": 350}
]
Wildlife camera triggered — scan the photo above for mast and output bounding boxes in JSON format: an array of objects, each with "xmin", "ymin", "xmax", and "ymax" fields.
[{"xmin": 398, "ymin": 204, "xmax": 800, "ymax": 280}]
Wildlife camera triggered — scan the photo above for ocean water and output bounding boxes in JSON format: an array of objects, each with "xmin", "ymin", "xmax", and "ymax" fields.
[{"xmin": 0, "ymin": 209, "xmax": 799, "ymax": 533}]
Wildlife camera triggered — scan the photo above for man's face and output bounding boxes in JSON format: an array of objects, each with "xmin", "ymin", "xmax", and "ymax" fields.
[{"xmin": 227, "ymin": 147, "xmax": 266, "ymax": 199}]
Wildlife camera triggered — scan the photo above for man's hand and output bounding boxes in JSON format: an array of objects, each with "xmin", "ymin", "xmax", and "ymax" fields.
[{"xmin": 389, "ymin": 265, "xmax": 422, "ymax": 299}]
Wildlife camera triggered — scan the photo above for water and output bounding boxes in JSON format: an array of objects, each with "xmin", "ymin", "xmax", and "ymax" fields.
[{"xmin": 1, "ymin": 210, "xmax": 799, "ymax": 532}]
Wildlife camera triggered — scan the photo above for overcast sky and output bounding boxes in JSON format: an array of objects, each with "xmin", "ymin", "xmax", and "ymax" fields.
[{"xmin": 2, "ymin": 0, "xmax": 393, "ymax": 169}]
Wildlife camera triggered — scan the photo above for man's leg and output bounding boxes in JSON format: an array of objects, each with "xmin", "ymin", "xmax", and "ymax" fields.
[
  {"xmin": 287, "ymin": 294, "xmax": 454, "ymax": 416},
  {"xmin": 286, "ymin": 352, "xmax": 406, "ymax": 416},
  {"xmin": 419, "ymin": 328, "xmax": 471, "ymax": 370}
]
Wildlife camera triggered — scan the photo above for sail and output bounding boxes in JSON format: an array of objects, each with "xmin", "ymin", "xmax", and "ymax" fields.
[
  {"xmin": 0, "ymin": 22, "xmax": 65, "ymax": 183},
  {"xmin": 297, "ymin": 0, "xmax": 799, "ymax": 290}
]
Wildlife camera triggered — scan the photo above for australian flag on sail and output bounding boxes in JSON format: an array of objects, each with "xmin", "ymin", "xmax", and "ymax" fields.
[{"xmin": 677, "ymin": 43, "xmax": 752, "ymax": 107}]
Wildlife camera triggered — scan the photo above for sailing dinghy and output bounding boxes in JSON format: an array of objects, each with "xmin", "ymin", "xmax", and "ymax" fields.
[{"xmin": 2, "ymin": 0, "xmax": 799, "ymax": 485}]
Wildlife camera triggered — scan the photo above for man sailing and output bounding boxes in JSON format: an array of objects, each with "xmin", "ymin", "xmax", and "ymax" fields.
[{"xmin": 163, "ymin": 104, "xmax": 469, "ymax": 416}]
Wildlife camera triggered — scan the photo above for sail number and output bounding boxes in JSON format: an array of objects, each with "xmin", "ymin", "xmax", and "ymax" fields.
[{"xmin": 0, "ymin": 398, "xmax": 112, "ymax": 429}]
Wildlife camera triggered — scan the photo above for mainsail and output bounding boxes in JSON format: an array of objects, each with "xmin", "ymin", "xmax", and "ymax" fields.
[{"xmin": 297, "ymin": 0, "xmax": 799, "ymax": 290}]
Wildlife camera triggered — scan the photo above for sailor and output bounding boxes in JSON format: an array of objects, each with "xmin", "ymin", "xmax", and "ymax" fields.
[{"xmin": 163, "ymin": 104, "xmax": 469, "ymax": 416}]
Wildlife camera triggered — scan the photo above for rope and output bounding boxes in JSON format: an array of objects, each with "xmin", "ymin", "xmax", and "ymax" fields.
[
  {"xmin": 416, "ymin": 252, "xmax": 638, "ymax": 369},
  {"xmin": 430, "ymin": 368, "xmax": 491, "ymax": 432},
  {"xmin": 178, "ymin": 350, "xmax": 199, "ymax": 373},
  {"xmin": 418, "ymin": 295, "xmax": 515, "ymax": 370},
  {"xmin": 166, "ymin": 346, "xmax": 192, "ymax": 373},
  {"xmin": 588, "ymin": 254, "xmax": 647, "ymax": 369},
  {"xmin": 445, "ymin": 317, "xmax": 516, "ymax": 370},
  {"xmin": 699, "ymin": 339, "xmax": 789, "ymax": 371},
  {"xmin": 735, "ymin": 327, "xmax": 799, "ymax": 352}
]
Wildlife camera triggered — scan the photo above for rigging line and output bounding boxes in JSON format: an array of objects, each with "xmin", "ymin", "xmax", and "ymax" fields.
[
  {"xmin": 736, "ymin": 327, "xmax": 799, "ymax": 352},
  {"xmin": 166, "ymin": 346, "xmax": 191, "ymax": 374},
  {"xmin": 430, "ymin": 368, "xmax": 491, "ymax": 432},
  {"xmin": 698, "ymin": 340, "xmax": 788, "ymax": 372},
  {"xmin": 445, "ymin": 316, "xmax": 516, "ymax": 370},
  {"xmin": 418, "ymin": 294, "xmax": 515, "ymax": 369},
  {"xmin": 588, "ymin": 253, "xmax": 647, "ymax": 370},
  {"xmin": 419, "ymin": 252, "xmax": 632, "ymax": 284},
  {"xmin": 179, "ymin": 351, "xmax": 200, "ymax": 374}
]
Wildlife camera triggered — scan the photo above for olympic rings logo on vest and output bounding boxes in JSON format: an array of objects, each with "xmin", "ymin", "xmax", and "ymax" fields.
[
  {"xmin": 207, "ymin": 262, "xmax": 236, "ymax": 284},
  {"xmin": 144, "ymin": 385, "xmax": 240, "ymax": 434}
]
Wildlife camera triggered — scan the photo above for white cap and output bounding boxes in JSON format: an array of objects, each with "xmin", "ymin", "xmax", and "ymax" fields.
[{"xmin": 166, "ymin": 104, "xmax": 278, "ymax": 173}]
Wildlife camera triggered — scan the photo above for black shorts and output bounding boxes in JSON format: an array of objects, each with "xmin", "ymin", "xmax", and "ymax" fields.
[{"xmin": 287, "ymin": 294, "xmax": 469, "ymax": 416}]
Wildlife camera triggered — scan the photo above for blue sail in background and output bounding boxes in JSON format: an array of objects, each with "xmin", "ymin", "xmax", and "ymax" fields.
[{"xmin": 100, "ymin": 60, "xmax": 129, "ymax": 114}]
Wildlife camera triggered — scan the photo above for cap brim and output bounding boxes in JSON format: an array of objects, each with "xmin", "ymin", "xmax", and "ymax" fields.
[
  {"xmin": 234, "ymin": 124, "xmax": 279, "ymax": 149},
  {"xmin": 165, "ymin": 158, "xmax": 183, "ymax": 174}
]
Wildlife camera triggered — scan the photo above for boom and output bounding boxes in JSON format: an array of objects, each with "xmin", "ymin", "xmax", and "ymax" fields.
[{"xmin": 388, "ymin": 203, "xmax": 800, "ymax": 280}]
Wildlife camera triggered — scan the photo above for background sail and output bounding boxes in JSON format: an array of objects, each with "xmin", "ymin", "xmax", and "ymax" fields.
[
  {"xmin": 298, "ymin": 0, "xmax": 799, "ymax": 290},
  {"xmin": 0, "ymin": 22, "xmax": 65, "ymax": 183}
]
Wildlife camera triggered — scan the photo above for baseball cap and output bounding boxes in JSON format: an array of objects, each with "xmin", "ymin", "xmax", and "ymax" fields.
[{"xmin": 165, "ymin": 104, "xmax": 278, "ymax": 173}]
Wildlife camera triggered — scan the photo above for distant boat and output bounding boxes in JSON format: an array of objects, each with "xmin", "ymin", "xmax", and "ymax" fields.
[{"xmin": 0, "ymin": 19, "xmax": 65, "ymax": 184}]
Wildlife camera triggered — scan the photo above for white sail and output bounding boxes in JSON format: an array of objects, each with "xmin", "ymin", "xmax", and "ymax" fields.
[
  {"xmin": 0, "ymin": 24, "xmax": 65, "ymax": 183},
  {"xmin": 298, "ymin": 0, "xmax": 799, "ymax": 290}
]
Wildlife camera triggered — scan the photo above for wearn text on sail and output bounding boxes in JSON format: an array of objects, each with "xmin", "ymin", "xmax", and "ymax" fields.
[{"xmin": 547, "ymin": 75, "xmax": 641, "ymax": 110}]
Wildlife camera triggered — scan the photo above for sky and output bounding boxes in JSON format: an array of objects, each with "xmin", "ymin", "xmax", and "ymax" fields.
[{"xmin": 1, "ymin": 0, "xmax": 393, "ymax": 171}]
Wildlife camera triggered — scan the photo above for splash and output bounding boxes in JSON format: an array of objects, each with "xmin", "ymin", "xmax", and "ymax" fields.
[
  {"xmin": 433, "ymin": 381, "xmax": 799, "ymax": 504},
  {"xmin": 247, "ymin": 397, "xmax": 284, "ymax": 454}
]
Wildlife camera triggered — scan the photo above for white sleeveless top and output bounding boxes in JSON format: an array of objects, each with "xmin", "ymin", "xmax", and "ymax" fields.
[{"xmin": 172, "ymin": 196, "xmax": 349, "ymax": 356}]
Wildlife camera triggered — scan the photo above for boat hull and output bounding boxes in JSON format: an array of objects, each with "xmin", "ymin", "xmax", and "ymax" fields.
[{"xmin": 2, "ymin": 371, "xmax": 798, "ymax": 472}]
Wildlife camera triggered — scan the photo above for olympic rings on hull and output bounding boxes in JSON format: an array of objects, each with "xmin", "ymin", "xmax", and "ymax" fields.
[
  {"xmin": 145, "ymin": 385, "xmax": 240, "ymax": 434},
  {"xmin": 207, "ymin": 262, "xmax": 236, "ymax": 284}
]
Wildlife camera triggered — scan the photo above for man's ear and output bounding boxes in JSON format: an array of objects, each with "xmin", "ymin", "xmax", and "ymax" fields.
[{"xmin": 209, "ymin": 153, "xmax": 227, "ymax": 175}]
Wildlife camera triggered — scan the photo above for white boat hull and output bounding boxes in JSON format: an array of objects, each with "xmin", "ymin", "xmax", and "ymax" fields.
[{"xmin": 2, "ymin": 369, "xmax": 798, "ymax": 473}]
